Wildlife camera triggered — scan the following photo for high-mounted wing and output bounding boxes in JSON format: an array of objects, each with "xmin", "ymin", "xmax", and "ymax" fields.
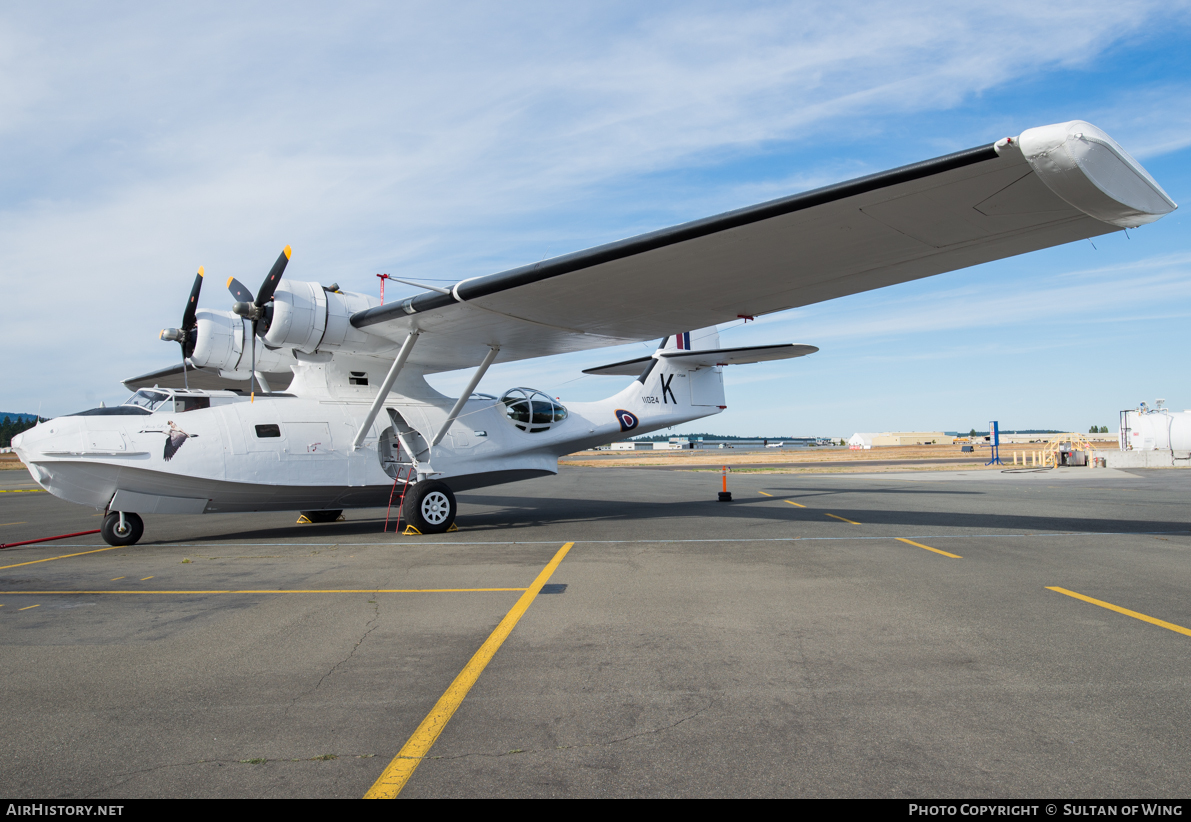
[{"xmin": 351, "ymin": 120, "xmax": 1175, "ymax": 372}]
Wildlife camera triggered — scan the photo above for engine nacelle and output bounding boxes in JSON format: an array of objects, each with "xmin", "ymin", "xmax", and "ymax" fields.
[
  {"xmin": 262, "ymin": 280, "xmax": 381, "ymax": 354},
  {"xmin": 190, "ymin": 309, "xmax": 291, "ymax": 376}
]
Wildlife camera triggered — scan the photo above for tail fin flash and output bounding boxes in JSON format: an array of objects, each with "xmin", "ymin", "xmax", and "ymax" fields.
[{"xmin": 661, "ymin": 327, "xmax": 720, "ymax": 352}]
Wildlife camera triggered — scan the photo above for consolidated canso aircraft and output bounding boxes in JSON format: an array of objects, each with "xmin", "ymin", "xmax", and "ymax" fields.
[{"xmin": 11, "ymin": 120, "xmax": 1177, "ymax": 545}]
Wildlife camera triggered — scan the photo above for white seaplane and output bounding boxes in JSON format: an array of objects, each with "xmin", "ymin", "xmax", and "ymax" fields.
[{"xmin": 13, "ymin": 121, "xmax": 1176, "ymax": 545}]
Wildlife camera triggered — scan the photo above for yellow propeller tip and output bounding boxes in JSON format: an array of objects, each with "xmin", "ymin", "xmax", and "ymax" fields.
[
  {"xmin": 283, "ymin": 245, "xmax": 292, "ymax": 259},
  {"xmin": 198, "ymin": 266, "xmax": 204, "ymax": 277},
  {"xmin": 226, "ymin": 276, "xmax": 234, "ymax": 288}
]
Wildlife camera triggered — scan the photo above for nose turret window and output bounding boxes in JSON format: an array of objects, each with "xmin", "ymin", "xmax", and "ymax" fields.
[{"xmin": 500, "ymin": 388, "xmax": 567, "ymax": 433}]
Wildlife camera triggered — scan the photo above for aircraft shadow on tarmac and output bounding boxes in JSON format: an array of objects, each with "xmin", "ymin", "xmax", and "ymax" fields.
[{"xmin": 147, "ymin": 488, "xmax": 1191, "ymax": 545}]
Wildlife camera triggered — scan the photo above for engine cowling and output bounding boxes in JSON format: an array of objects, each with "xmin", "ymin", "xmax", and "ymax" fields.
[
  {"xmin": 262, "ymin": 281, "xmax": 381, "ymax": 354},
  {"xmin": 190, "ymin": 309, "xmax": 290, "ymax": 375}
]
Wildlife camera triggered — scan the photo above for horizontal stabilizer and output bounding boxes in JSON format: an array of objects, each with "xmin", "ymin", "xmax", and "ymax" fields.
[
  {"xmin": 122, "ymin": 363, "xmax": 294, "ymax": 392},
  {"xmin": 583, "ymin": 344, "xmax": 818, "ymax": 376}
]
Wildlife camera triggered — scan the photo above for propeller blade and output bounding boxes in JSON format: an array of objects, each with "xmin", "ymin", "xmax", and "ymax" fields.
[
  {"xmin": 180, "ymin": 266, "xmax": 204, "ymax": 358},
  {"xmin": 181, "ymin": 266, "xmax": 204, "ymax": 330},
  {"xmin": 255, "ymin": 245, "xmax": 292, "ymax": 307},
  {"xmin": 226, "ymin": 276, "xmax": 254, "ymax": 303}
]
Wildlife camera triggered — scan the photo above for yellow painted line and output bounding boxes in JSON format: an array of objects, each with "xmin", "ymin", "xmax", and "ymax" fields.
[
  {"xmin": 18, "ymin": 604, "xmax": 40, "ymax": 611},
  {"xmin": 0, "ymin": 489, "xmax": 45, "ymax": 493},
  {"xmin": 896, "ymin": 537, "xmax": 962, "ymax": 559},
  {"xmin": 140, "ymin": 576, "xmax": 153, "ymax": 581},
  {"xmin": 785, "ymin": 500, "xmax": 806, "ymax": 508},
  {"xmin": 758, "ymin": 491, "xmax": 772, "ymax": 496},
  {"xmin": 0, "ymin": 545, "xmax": 124, "ymax": 571},
  {"xmin": 0, "ymin": 588, "xmax": 529, "ymax": 595},
  {"xmin": 0, "ymin": 522, "xmax": 28, "ymax": 527},
  {"xmin": 825, "ymin": 512, "xmax": 858, "ymax": 524},
  {"xmin": 1046, "ymin": 587, "xmax": 1191, "ymax": 637},
  {"xmin": 111, "ymin": 577, "xmax": 125, "ymax": 581},
  {"xmin": 365, "ymin": 541, "xmax": 575, "ymax": 799}
]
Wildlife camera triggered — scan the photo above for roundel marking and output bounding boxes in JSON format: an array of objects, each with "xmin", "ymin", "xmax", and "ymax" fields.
[{"xmin": 615, "ymin": 409, "xmax": 639, "ymax": 432}]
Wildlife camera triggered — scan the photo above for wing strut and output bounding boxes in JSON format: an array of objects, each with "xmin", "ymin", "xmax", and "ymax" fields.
[
  {"xmin": 350, "ymin": 331, "xmax": 421, "ymax": 451},
  {"xmin": 430, "ymin": 346, "xmax": 499, "ymax": 447}
]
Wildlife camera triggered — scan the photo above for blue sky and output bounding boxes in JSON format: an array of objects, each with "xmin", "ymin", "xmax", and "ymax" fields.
[{"xmin": 1, "ymin": 2, "xmax": 1189, "ymax": 436}]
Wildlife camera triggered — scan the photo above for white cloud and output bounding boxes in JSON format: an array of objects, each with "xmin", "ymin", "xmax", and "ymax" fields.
[{"xmin": 1, "ymin": 1, "xmax": 1188, "ymax": 413}]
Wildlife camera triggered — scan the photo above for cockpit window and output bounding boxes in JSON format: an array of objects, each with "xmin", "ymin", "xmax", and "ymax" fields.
[
  {"xmin": 500, "ymin": 388, "xmax": 567, "ymax": 433},
  {"xmin": 122, "ymin": 389, "xmax": 171, "ymax": 412},
  {"xmin": 175, "ymin": 396, "xmax": 210, "ymax": 413}
]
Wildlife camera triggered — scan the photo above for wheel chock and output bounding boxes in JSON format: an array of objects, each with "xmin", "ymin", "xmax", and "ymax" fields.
[
  {"xmin": 297, "ymin": 513, "xmax": 346, "ymax": 524},
  {"xmin": 400, "ymin": 523, "xmax": 457, "ymax": 535}
]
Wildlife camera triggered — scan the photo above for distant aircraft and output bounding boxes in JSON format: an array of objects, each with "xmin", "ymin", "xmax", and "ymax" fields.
[
  {"xmin": 765, "ymin": 442, "xmax": 785, "ymax": 448},
  {"xmin": 12, "ymin": 120, "xmax": 1176, "ymax": 545}
]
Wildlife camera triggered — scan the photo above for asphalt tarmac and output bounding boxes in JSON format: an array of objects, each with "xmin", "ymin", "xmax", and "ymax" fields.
[{"xmin": 2, "ymin": 464, "xmax": 1190, "ymax": 798}]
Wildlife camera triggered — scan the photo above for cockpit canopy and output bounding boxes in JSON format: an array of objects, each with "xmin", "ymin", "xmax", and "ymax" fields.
[
  {"xmin": 500, "ymin": 388, "xmax": 567, "ymax": 433},
  {"xmin": 123, "ymin": 389, "xmax": 172, "ymax": 412},
  {"xmin": 116, "ymin": 388, "xmax": 243, "ymax": 414}
]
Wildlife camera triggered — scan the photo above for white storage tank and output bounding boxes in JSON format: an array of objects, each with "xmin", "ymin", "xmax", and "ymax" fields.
[{"xmin": 1119, "ymin": 401, "xmax": 1191, "ymax": 451}]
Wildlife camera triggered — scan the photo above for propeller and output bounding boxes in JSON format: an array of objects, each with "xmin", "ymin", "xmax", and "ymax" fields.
[
  {"xmin": 227, "ymin": 245, "xmax": 291, "ymax": 317},
  {"xmin": 180, "ymin": 267, "xmax": 204, "ymax": 357},
  {"xmin": 159, "ymin": 266, "xmax": 205, "ymax": 389},
  {"xmin": 225, "ymin": 246, "xmax": 292, "ymax": 400}
]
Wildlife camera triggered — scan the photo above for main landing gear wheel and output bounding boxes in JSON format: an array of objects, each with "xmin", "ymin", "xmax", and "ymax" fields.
[
  {"xmin": 401, "ymin": 480, "xmax": 456, "ymax": 534},
  {"xmin": 101, "ymin": 512, "xmax": 144, "ymax": 546}
]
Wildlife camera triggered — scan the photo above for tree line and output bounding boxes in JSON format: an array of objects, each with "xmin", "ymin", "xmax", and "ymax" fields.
[{"xmin": 0, "ymin": 416, "xmax": 43, "ymax": 448}]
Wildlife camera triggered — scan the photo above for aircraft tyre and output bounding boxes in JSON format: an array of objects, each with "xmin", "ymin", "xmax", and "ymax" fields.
[
  {"xmin": 101, "ymin": 512, "xmax": 144, "ymax": 546},
  {"xmin": 402, "ymin": 480, "xmax": 456, "ymax": 534}
]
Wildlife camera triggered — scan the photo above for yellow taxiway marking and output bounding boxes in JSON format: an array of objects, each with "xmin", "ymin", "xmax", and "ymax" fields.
[
  {"xmin": 825, "ymin": 512, "xmax": 858, "ymax": 524},
  {"xmin": 0, "ymin": 545, "xmax": 124, "ymax": 571},
  {"xmin": 1047, "ymin": 587, "xmax": 1191, "ymax": 637},
  {"xmin": 111, "ymin": 577, "xmax": 125, "ymax": 581},
  {"xmin": 0, "ymin": 522, "xmax": 28, "ymax": 527},
  {"xmin": 141, "ymin": 576, "xmax": 153, "ymax": 581},
  {"xmin": 366, "ymin": 541, "xmax": 575, "ymax": 799},
  {"xmin": 0, "ymin": 588, "xmax": 529, "ymax": 596},
  {"xmin": 759, "ymin": 491, "xmax": 806, "ymax": 508},
  {"xmin": 0, "ymin": 489, "xmax": 45, "ymax": 493},
  {"xmin": 895, "ymin": 537, "xmax": 962, "ymax": 559},
  {"xmin": 18, "ymin": 604, "xmax": 40, "ymax": 611}
]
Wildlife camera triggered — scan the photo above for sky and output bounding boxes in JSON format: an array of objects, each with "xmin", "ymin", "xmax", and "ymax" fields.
[{"xmin": 1, "ymin": 1, "xmax": 1189, "ymax": 437}]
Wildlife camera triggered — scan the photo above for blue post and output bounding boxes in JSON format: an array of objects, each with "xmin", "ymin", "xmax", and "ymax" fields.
[{"xmin": 985, "ymin": 420, "xmax": 1004, "ymax": 466}]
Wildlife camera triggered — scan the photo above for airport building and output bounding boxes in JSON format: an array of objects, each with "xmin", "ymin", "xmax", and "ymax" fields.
[{"xmin": 849, "ymin": 431, "xmax": 946, "ymax": 448}]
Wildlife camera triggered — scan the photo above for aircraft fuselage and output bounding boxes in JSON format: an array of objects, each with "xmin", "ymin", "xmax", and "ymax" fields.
[{"xmin": 14, "ymin": 364, "xmax": 723, "ymax": 516}]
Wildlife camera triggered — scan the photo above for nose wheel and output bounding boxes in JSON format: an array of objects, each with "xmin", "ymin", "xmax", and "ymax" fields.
[
  {"xmin": 101, "ymin": 512, "xmax": 144, "ymax": 546},
  {"xmin": 401, "ymin": 480, "xmax": 457, "ymax": 534}
]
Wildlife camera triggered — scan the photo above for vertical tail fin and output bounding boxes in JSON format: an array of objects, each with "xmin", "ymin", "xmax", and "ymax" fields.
[
  {"xmin": 619, "ymin": 325, "xmax": 726, "ymax": 420},
  {"xmin": 638, "ymin": 326, "xmax": 722, "ymax": 384}
]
